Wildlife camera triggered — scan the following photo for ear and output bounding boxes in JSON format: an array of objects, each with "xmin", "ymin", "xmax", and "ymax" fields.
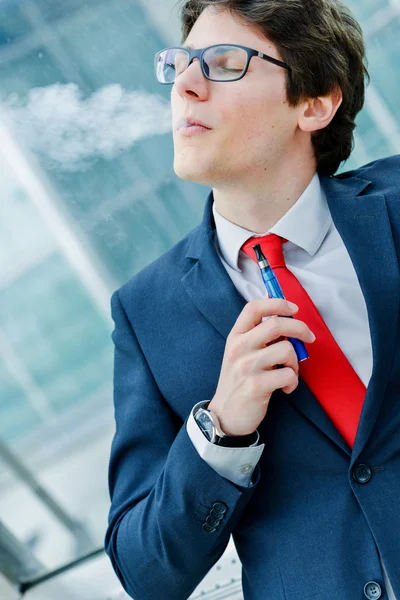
[{"xmin": 298, "ymin": 86, "xmax": 343, "ymax": 133}]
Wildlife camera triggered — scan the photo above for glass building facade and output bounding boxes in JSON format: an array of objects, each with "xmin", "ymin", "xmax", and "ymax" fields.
[{"xmin": 0, "ymin": 0, "xmax": 399, "ymax": 592}]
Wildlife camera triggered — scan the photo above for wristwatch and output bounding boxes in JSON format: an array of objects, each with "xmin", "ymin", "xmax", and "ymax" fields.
[{"xmin": 194, "ymin": 401, "xmax": 259, "ymax": 447}]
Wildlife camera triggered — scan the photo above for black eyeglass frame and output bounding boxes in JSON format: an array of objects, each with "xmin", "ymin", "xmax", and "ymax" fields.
[{"xmin": 154, "ymin": 43, "xmax": 291, "ymax": 84}]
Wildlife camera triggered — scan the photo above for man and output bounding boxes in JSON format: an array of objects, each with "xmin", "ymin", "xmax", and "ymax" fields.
[{"xmin": 105, "ymin": 1, "xmax": 400, "ymax": 598}]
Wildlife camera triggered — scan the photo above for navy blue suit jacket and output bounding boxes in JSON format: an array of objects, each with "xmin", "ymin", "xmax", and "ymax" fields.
[{"xmin": 105, "ymin": 155, "xmax": 400, "ymax": 600}]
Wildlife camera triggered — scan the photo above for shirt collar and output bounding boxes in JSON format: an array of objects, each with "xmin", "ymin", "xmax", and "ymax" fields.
[{"xmin": 212, "ymin": 172, "xmax": 332, "ymax": 272}]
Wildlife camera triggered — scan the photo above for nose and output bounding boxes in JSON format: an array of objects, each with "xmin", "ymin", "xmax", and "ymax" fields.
[{"xmin": 173, "ymin": 57, "xmax": 209, "ymax": 99}]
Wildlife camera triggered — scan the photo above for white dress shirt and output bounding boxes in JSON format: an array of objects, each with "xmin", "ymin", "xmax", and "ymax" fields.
[{"xmin": 185, "ymin": 172, "xmax": 396, "ymax": 599}]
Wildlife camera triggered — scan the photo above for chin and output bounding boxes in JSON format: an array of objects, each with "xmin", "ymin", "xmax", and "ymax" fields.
[{"xmin": 173, "ymin": 159, "xmax": 213, "ymax": 185}]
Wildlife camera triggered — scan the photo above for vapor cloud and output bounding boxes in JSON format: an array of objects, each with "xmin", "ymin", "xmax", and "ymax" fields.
[{"xmin": 0, "ymin": 83, "xmax": 172, "ymax": 171}]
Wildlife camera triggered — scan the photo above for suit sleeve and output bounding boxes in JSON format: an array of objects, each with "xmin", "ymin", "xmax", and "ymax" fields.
[{"xmin": 104, "ymin": 290, "xmax": 262, "ymax": 600}]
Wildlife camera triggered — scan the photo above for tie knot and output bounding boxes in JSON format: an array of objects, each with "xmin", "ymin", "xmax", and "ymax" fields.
[{"xmin": 241, "ymin": 234, "xmax": 288, "ymax": 269}]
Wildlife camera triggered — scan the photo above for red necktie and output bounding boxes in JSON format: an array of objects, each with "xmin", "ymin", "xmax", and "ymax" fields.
[{"xmin": 241, "ymin": 234, "xmax": 366, "ymax": 449}]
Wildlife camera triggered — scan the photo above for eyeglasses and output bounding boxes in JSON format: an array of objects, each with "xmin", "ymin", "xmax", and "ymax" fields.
[{"xmin": 154, "ymin": 43, "xmax": 291, "ymax": 84}]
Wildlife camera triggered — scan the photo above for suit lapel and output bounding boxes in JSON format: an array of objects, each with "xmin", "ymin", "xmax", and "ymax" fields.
[
  {"xmin": 181, "ymin": 173, "xmax": 400, "ymax": 464},
  {"xmin": 181, "ymin": 192, "xmax": 247, "ymax": 340},
  {"xmin": 322, "ymin": 174, "xmax": 400, "ymax": 465}
]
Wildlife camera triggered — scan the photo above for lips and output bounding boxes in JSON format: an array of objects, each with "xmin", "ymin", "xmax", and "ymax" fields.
[{"xmin": 177, "ymin": 116, "xmax": 212, "ymax": 130}]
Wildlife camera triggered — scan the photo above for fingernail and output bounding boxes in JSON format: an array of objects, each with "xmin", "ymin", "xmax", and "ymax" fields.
[
  {"xmin": 310, "ymin": 332, "xmax": 316, "ymax": 341},
  {"xmin": 288, "ymin": 302, "xmax": 299, "ymax": 312}
]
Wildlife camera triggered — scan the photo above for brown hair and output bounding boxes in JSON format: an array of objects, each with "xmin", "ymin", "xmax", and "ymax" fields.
[{"xmin": 175, "ymin": 0, "xmax": 370, "ymax": 176}]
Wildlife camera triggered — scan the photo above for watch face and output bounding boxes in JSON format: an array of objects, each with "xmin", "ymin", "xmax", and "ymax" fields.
[{"xmin": 196, "ymin": 410, "xmax": 214, "ymax": 441}]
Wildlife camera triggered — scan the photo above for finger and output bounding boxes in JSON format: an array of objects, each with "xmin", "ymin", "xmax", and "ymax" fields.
[
  {"xmin": 251, "ymin": 315, "xmax": 315, "ymax": 349},
  {"xmin": 264, "ymin": 334, "xmax": 286, "ymax": 348},
  {"xmin": 257, "ymin": 339, "xmax": 299, "ymax": 377},
  {"xmin": 259, "ymin": 366, "xmax": 299, "ymax": 396},
  {"xmin": 232, "ymin": 298, "xmax": 298, "ymax": 336}
]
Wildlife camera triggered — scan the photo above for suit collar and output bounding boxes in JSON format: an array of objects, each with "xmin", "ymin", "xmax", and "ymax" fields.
[
  {"xmin": 211, "ymin": 172, "xmax": 332, "ymax": 272},
  {"xmin": 185, "ymin": 172, "xmax": 373, "ymax": 260}
]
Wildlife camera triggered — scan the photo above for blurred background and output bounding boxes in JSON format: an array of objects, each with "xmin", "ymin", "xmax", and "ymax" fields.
[{"xmin": 0, "ymin": 0, "xmax": 399, "ymax": 598}]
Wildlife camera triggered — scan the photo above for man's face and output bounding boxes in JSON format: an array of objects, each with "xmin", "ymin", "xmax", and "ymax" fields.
[{"xmin": 171, "ymin": 7, "xmax": 302, "ymax": 187}]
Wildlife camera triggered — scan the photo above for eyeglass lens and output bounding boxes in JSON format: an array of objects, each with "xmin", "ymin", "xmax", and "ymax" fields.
[{"xmin": 156, "ymin": 45, "xmax": 248, "ymax": 83}]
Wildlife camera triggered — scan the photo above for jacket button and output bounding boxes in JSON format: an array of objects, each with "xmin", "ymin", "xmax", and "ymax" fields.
[
  {"xmin": 212, "ymin": 502, "xmax": 227, "ymax": 514},
  {"xmin": 206, "ymin": 514, "xmax": 220, "ymax": 527},
  {"xmin": 202, "ymin": 523, "xmax": 217, "ymax": 533},
  {"xmin": 352, "ymin": 464, "xmax": 372, "ymax": 483},
  {"xmin": 364, "ymin": 581, "xmax": 382, "ymax": 599}
]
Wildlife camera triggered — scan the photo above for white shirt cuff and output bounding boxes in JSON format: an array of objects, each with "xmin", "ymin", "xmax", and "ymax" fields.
[{"xmin": 186, "ymin": 400, "xmax": 265, "ymax": 488}]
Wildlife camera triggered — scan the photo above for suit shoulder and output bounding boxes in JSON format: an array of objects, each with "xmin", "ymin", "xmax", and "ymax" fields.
[
  {"xmin": 337, "ymin": 154, "xmax": 400, "ymax": 181},
  {"xmin": 357, "ymin": 153, "xmax": 400, "ymax": 178},
  {"xmin": 334, "ymin": 154, "xmax": 400, "ymax": 198}
]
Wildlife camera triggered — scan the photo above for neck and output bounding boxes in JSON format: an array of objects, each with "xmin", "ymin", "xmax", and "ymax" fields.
[{"xmin": 212, "ymin": 164, "xmax": 317, "ymax": 233}]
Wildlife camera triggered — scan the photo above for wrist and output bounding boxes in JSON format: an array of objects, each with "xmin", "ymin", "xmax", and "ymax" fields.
[
  {"xmin": 195, "ymin": 402, "xmax": 259, "ymax": 447},
  {"xmin": 207, "ymin": 401, "xmax": 256, "ymax": 438}
]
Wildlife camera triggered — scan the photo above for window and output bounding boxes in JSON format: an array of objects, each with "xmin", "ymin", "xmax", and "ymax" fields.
[{"xmin": 0, "ymin": 0, "xmax": 399, "ymax": 593}]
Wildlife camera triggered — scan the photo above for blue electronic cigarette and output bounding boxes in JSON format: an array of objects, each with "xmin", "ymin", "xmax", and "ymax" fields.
[{"xmin": 252, "ymin": 244, "xmax": 309, "ymax": 362}]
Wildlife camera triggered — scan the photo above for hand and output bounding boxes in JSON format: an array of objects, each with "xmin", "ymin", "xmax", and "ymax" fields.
[{"xmin": 207, "ymin": 298, "xmax": 316, "ymax": 436}]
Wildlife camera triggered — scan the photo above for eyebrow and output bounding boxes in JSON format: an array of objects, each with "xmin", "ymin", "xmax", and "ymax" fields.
[{"xmin": 183, "ymin": 44, "xmax": 195, "ymax": 49}]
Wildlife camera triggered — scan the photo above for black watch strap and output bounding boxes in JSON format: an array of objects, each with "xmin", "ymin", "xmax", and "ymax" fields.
[{"xmin": 216, "ymin": 431, "xmax": 259, "ymax": 447}]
